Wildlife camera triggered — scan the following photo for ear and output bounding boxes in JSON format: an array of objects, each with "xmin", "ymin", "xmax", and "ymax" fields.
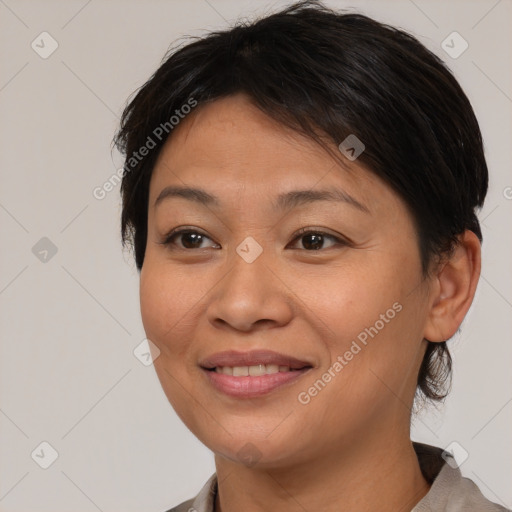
[{"xmin": 423, "ymin": 230, "xmax": 481, "ymax": 342}]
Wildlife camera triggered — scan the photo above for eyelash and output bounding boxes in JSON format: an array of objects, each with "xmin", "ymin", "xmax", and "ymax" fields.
[{"xmin": 159, "ymin": 227, "xmax": 350, "ymax": 251}]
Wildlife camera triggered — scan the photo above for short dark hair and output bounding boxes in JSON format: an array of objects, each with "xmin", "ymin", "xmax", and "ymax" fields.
[{"xmin": 114, "ymin": 0, "xmax": 488, "ymax": 404}]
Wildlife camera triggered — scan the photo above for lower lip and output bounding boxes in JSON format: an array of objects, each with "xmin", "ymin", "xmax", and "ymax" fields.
[{"xmin": 202, "ymin": 368, "xmax": 311, "ymax": 398}]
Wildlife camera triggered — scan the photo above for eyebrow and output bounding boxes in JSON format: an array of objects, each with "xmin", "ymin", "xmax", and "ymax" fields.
[{"xmin": 154, "ymin": 185, "xmax": 370, "ymax": 213}]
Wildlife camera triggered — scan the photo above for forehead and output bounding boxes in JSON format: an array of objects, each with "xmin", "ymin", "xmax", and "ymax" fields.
[{"xmin": 149, "ymin": 94, "xmax": 393, "ymax": 212}]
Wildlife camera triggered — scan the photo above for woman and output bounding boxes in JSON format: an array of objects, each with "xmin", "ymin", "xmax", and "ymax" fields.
[{"xmin": 114, "ymin": 1, "xmax": 509, "ymax": 510}]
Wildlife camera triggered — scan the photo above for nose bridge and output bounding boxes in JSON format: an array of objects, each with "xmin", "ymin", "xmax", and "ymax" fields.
[
  {"xmin": 206, "ymin": 237, "xmax": 293, "ymax": 331},
  {"xmin": 223, "ymin": 238, "xmax": 273, "ymax": 309}
]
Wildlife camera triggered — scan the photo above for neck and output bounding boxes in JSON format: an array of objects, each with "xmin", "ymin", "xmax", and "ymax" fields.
[{"xmin": 214, "ymin": 434, "xmax": 430, "ymax": 512}]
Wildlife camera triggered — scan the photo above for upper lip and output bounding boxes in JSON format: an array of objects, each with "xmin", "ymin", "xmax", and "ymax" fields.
[{"xmin": 199, "ymin": 350, "xmax": 313, "ymax": 370}]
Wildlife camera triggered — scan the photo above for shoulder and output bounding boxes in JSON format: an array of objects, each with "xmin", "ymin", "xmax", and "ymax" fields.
[
  {"xmin": 413, "ymin": 443, "xmax": 510, "ymax": 511},
  {"xmin": 415, "ymin": 464, "xmax": 510, "ymax": 511},
  {"xmin": 162, "ymin": 473, "xmax": 218, "ymax": 512},
  {"xmin": 163, "ymin": 497, "xmax": 195, "ymax": 512}
]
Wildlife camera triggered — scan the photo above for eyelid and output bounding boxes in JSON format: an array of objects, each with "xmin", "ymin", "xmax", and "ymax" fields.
[
  {"xmin": 159, "ymin": 226, "xmax": 219, "ymax": 248},
  {"xmin": 160, "ymin": 226, "xmax": 351, "ymax": 251},
  {"xmin": 287, "ymin": 227, "xmax": 351, "ymax": 249}
]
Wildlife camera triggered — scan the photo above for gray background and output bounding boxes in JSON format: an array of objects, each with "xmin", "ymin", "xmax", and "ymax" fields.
[{"xmin": 0, "ymin": 0, "xmax": 511, "ymax": 510}]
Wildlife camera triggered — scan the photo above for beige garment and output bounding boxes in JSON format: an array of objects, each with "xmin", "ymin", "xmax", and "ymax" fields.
[{"xmin": 166, "ymin": 443, "xmax": 510, "ymax": 512}]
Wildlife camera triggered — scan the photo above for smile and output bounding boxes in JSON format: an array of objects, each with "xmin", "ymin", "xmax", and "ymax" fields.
[
  {"xmin": 213, "ymin": 364, "xmax": 301, "ymax": 376},
  {"xmin": 199, "ymin": 349, "xmax": 314, "ymax": 398}
]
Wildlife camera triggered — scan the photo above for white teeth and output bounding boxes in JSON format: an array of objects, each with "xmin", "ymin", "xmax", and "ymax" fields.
[
  {"xmin": 266, "ymin": 364, "xmax": 280, "ymax": 374},
  {"xmin": 249, "ymin": 364, "xmax": 266, "ymax": 377},
  {"xmin": 215, "ymin": 364, "xmax": 291, "ymax": 376},
  {"xmin": 232, "ymin": 366, "xmax": 249, "ymax": 377}
]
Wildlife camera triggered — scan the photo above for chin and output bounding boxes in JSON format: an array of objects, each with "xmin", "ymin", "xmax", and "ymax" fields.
[{"xmin": 197, "ymin": 425, "xmax": 308, "ymax": 469}]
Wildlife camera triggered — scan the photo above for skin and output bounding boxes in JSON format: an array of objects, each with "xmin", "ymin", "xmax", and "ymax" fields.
[{"xmin": 139, "ymin": 93, "xmax": 481, "ymax": 512}]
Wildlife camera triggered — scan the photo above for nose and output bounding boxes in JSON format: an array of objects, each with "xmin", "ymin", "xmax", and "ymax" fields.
[{"xmin": 206, "ymin": 249, "xmax": 294, "ymax": 333}]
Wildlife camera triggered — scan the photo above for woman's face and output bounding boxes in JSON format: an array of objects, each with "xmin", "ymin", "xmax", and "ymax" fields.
[{"xmin": 140, "ymin": 93, "xmax": 432, "ymax": 468}]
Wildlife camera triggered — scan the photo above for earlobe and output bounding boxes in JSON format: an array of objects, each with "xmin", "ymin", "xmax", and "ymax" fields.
[{"xmin": 423, "ymin": 230, "xmax": 481, "ymax": 343}]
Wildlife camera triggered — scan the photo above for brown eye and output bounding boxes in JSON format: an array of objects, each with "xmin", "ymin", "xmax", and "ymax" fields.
[
  {"xmin": 288, "ymin": 230, "xmax": 347, "ymax": 251},
  {"xmin": 160, "ymin": 228, "xmax": 347, "ymax": 252},
  {"xmin": 161, "ymin": 229, "xmax": 219, "ymax": 250}
]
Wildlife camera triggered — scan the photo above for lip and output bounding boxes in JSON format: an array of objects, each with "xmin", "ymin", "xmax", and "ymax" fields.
[
  {"xmin": 199, "ymin": 350, "xmax": 313, "ymax": 370},
  {"xmin": 199, "ymin": 350, "xmax": 314, "ymax": 399},
  {"xmin": 202, "ymin": 368, "xmax": 312, "ymax": 398}
]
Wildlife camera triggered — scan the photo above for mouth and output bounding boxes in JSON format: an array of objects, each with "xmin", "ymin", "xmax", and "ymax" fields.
[
  {"xmin": 206, "ymin": 364, "xmax": 309, "ymax": 376},
  {"xmin": 199, "ymin": 350, "xmax": 314, "ymax": 398}
]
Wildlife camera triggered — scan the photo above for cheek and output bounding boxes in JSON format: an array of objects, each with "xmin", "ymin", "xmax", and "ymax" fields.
[
  {"xmin": 139, "ymin": 262, "xmax": 206, "ymax": 426},
  {"xmin": 139, "ymin": 270, "xmax": 166, "ymax": 346},
  {"xmin": 304, "ymin": 258, "xmax": 426, "ymax": 399},
  {"xmin": 309, "ymin": 263, "xmax": 400, "ymax": 344},
  {"xmin": 139, "ymin": 262, "xmax": 194, "ymax": 358}
]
